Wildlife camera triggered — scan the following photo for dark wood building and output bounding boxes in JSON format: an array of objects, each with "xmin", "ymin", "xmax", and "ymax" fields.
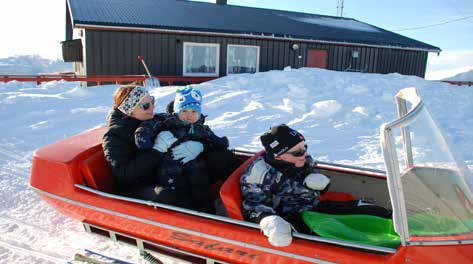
[{"xmin": 63, "ymin": 0, "xmax": 441, "ymax": 79}]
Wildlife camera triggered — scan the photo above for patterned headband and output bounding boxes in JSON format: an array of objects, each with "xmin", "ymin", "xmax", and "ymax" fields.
[{"xmin": 117, "ymin": 86, "xmax": 149, "ymax": 115}]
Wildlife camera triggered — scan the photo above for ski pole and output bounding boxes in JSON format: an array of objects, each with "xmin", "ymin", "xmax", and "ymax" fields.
[
  {"xmin": 83, "ymin": 249, "xmax": 134, "ymax": 264},
  {"xmin": 74, "ymin": 253, "xmax": 119, "ymax": 264}
]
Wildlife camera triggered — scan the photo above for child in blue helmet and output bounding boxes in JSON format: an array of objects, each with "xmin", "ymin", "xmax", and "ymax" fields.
[{"xmin": 135, "ymin": 86, "xmax": 229, "ymax": 213}]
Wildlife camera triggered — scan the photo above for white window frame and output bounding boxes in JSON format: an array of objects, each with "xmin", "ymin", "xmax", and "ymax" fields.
[
  {"xmin": 226, "ymin": 44, "xmax": 260, "ymax": 75},
  {"xmin": 183, "ymin": 42, "xmax": 220, "ymax": 77}
]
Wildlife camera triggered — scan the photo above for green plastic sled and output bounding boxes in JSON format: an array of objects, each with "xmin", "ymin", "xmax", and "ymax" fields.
[
  {"xmin": 407, "ymin": 213, "xmax": 473, "ymax": 236},
  {"xmin": 302, "ymin": 211, "xmax": 401, "ymax": 248}
]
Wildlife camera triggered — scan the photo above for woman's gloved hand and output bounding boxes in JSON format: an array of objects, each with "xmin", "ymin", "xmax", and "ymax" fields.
[
  {"xmin": 259, "ymin": 215, "xmax": 292, "ymax": 247},
  {"xmin": 153, "ymin": 131, "xmax": 177, "ymax": 153},
  {"xmin": 172, "ymin": 141, "xmax": 204, "ymax": 164},
  {"xmin": 304, "ymin": 173, "xmax": 330, "ymax": 191}
]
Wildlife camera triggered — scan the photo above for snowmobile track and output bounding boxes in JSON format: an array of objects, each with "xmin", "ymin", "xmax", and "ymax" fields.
[
  {"xmin": 0, "ymin": 239, "xmax": 69, "ymax": 263},
  {"xmin": 0, "ymin": 144, "xmax": 29, "ymax": 163},
  {"xmin": 0, "ymin": 215, "xmax": 51, "ymax": 234}
]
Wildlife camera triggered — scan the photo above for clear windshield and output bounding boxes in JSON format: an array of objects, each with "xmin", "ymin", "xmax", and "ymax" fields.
[{"xmin": 391, "ymin": 107, "xmax": 473, "ymax": 239}]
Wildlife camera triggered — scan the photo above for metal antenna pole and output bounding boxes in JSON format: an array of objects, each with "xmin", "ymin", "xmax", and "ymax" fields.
[{"xmin": 336, "ymin": 0, "xmax": 344, "ymax": 17}]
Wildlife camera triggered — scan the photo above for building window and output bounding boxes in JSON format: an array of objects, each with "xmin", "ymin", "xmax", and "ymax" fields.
[
  {"xmin": 226, "ymin": 44, "xmax": 260, "ymax": 74},
  {"xmin": 183, "ymin": 42, "xmax": 220, "ymax": 76}
]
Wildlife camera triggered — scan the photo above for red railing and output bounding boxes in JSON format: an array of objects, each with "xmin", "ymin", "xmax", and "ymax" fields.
[
  {"xmin": 158, "ymin": 76, "xmax": 216, "ymax": 86},
  {"xmin": 0, "ymin": 74, "xmax": 216, "ymax": 86},
  {"xmin": 441, "ymin": 81, "xmax": 473, "ymax": 86},
  {"xmin": 3, "ymin": 74, "xmax": 470, "ymax": 87}
]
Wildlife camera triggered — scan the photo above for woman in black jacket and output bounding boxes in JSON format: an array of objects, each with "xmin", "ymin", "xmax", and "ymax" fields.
[{"xmin": 102, "ymin": 84, "xmax": 172, "ymax": 201}]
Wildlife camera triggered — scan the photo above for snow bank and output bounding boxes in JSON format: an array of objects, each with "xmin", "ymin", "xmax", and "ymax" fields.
[
  {"xmin": 0, "ymin": 67, "xmax": 472, "ymax": 263},
  {"xmin": 444, "ymin": 69, "xmax": 473, "ymax": 82}
]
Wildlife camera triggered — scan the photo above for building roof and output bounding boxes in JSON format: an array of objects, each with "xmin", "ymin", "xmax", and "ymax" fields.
[{"xmin": 67, "ymin": 0, "xmax": 441, "ymax": 52}]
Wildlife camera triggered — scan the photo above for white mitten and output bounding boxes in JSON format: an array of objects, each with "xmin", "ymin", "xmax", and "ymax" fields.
[
  {"xmin": 259, "ymin": 215, "xmax": 292, "ymax": 247},
  {"xmin": 304, "ymin": 173, "xmax": 330, "ymax": 190},
  {"xmin": 172, "ymin": 141, "xmax": 204, "ymax": 164},
  {"xmin": 154, "ymin": 131, "xmax": 177, "ymax": 153}
]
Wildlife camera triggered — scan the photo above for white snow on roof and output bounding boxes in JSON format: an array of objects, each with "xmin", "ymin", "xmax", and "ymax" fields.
[{"xmin": 280, "ymin": 14, "xmax": 381, "ymax": 33}]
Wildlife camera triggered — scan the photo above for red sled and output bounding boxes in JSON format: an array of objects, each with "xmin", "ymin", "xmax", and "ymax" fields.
[{"xmin": 30, "ymin": 88, "xmax": 473, "ymax": 263}]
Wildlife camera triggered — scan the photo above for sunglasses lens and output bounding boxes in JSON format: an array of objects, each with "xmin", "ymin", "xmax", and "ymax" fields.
[
  {"xmin": 141, "ymin": 102, "xmax": 151, "ymax": 110},
  {"xmin": 139, "ymin": 96, "xmax": 155, "ymax": 111},
  {"xmin": 292, "ymin": 150, "xmax": 305, "ymax": 157},
  {"xmin": 289, "ymin": 145, "xmax": 308, "ymax": 157}
]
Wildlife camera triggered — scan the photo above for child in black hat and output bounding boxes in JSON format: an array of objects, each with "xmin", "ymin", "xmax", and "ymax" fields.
[{"xmin": 241, "ymin": 124, "xmax": 391, "ymax": 247}]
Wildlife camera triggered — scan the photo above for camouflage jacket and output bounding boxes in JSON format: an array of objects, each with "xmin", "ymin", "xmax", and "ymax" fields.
[{"xmin": 240, "ymin": 154, "xmax": 320, "ymax": 226}]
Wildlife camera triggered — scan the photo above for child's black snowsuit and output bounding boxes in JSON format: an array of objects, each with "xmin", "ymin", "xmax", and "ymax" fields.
[{"xmin": 135, "ymin": 113, "xmax": 229, "ymax": 213}]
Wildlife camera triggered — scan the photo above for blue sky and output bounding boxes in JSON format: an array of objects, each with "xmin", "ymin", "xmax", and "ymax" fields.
[{"xmin": 0, "ymin": 0, "xmax": 471, "ymax": 79}]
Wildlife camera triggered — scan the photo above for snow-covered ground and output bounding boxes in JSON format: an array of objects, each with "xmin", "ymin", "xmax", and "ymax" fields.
[
  {"xmin": 0, "ymin": 55, "xmax": 71, "ymax": 75},
  {"xmin": 0, "ymin": 67, "xmax": 472, "ymax": 263},
  {"xmin": 444, "ymin": 69, "xmax": 473, "ymax": 81}
]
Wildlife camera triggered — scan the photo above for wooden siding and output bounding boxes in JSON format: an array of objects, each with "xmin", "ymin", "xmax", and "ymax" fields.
[{"xmin": 84, "ymin": 30, "xmax": 429, "ymax": 78}]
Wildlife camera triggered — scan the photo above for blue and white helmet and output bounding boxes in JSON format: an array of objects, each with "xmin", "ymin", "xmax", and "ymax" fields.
[{"xmin": 173, "ymin": 86, "xmax": 202, "ymax": 116}]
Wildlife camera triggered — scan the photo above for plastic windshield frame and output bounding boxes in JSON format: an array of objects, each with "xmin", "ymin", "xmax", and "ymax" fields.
[{"xmin": 380, "ymin": 87, "xmax": 473, "ymax": 246}]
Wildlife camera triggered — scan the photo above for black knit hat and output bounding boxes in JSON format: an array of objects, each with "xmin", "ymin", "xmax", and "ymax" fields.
[{"xmin": 260, "ymin": 124, "xmax": 305, "ymax": 157}]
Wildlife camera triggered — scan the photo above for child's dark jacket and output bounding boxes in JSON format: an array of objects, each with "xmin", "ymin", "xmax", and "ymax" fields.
[
  {"xmin": 134, "ymin": 111, "xmax": 228, "ymax": 212},
  {"xmin": 134, "ymin": 113, "xmax": 229, "ymax": 153}
]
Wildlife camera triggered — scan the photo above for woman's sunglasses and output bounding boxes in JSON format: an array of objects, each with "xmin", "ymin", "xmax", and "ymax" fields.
[
  {"xmin": 138, "ymin": 96, "xmax": 155, "ymax": 111},
  {"xmin": 286, "ymin": 144, "xmax": 308, "ymax": 157}
]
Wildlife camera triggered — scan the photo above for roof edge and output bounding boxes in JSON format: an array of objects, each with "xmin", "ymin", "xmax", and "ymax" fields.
[
  {"xmin": 75, "ymin": 23, "xmax": 441, "ymax": 53},
  {"xmin": 66, "ymin": 0, "xmax": 75, "ymax": 28}
]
